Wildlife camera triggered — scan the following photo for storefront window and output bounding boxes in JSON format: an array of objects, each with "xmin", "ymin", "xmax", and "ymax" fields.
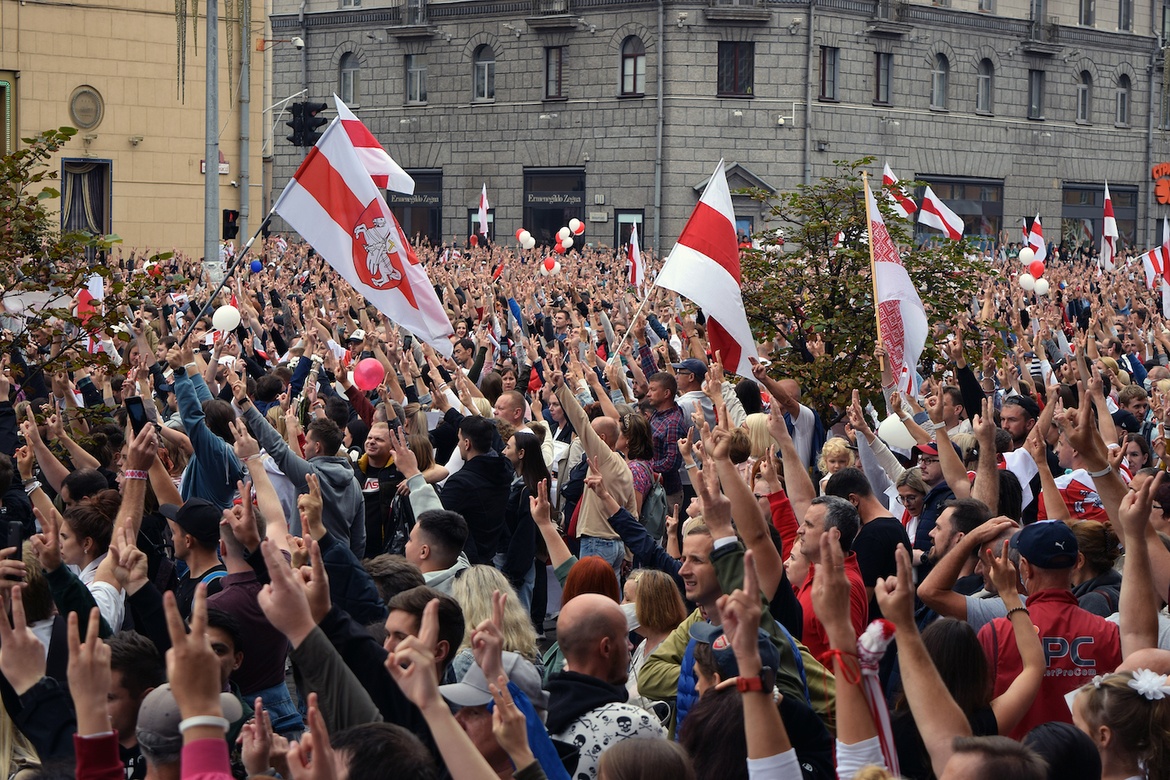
[
  {"xmin": 523, "ymin": 168, "xmax": 585, "ymax": 246},
  {"xmin": 388, "ymin": 170, "xmax": 442, "ymax": 246}
]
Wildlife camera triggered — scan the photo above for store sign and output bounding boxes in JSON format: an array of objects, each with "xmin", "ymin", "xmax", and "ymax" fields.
[
  {"xmin": 1153, "ymin": 163, "xmax": 1170, "ymax": 204},
  {"xmin": 388, "ymin": 192, "xmax": 440, "ymax": 206},
  {"xmin": 526, "ymin": 192, "xmax": 584, "ymax": 206}
]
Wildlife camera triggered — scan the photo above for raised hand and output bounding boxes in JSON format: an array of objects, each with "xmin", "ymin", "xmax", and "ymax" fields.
[
  {"xmin": 470, "ymin": 590, "xmax": 507, "ymax": 682},
  {"xmin": 529, "ymin": 480, "xmax": 554, "ymax": 529},
  {"xmin": 162, "ymin": 585, "xmax": 224, "ymax": 728},
  {"xmin": 875, "ymin": 544, "xmax": 915, "ymax": 627},
  {"xmin": 297, "ymin": 473, "xmax": 326, "ymax": 541},
  {"xmin": 30, "ymin": 507, "xmax": 63, "ymax": 572},
  {"xmin": 0, "ymin": 588, "xmax": 46, "ymax": 695},
  {"xmin": 65, "ymin": 607, "xmax": 109, "ymax": 736},
  {"xmin": 384, "ymin": 598, "xmax": 443, "ymax": 711},
  {"xmin": 490, "ymin": 677, "xmax": 536, "ymax": 770},
  {"xmin": 286, "ymin": 694, "xmax": 339, "ymax": 780}
]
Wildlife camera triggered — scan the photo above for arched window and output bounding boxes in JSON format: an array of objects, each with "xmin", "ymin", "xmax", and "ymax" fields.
[
  {"xmin": 1116, "ymin": 74, "xmax": 1131, "ymax": 125},
  {"xmin": 620, "ymin": 36, "xmax": 646, "ymax": 96},
  {"xmin": 976, "ymin": 59, "xmax": 994, "ymax": 114},
  {"xmin": 930, "ymin": 53, "xmax": 949, "ymax": 109},
  {"xmin": 473, "ymin": 45, "xmax": 495, "ymax": 101},
  {"xmin": 339, "ymin": 52, "xmax": 360, "ymax": 104},
  {"xmin": 1077, "ymin": 70, "xmax": 1092, "ymax": 123}
]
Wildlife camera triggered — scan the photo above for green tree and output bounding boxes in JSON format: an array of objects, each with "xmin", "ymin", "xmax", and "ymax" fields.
[
  {"xmin": 0, "ymin": 127, "xmax": 167, "ymax": 383},
  {"xmin": 740, "ymin": 157, "xmax": 989, "ymax": 425}
]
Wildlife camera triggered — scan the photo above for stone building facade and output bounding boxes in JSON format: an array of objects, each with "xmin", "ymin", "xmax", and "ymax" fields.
[{"xmin": 269, "ymin": 0, "xmax": 1170, "ymax": 255}]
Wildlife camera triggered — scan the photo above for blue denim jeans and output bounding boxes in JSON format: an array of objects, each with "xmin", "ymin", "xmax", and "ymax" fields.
[
  {"xmin": 578, "ymin": 536, "xmax": 626, "ymax": 582},
  {"xmin": 251, "ymin": 679, "xmax": 304, "ymax": 739},
  {"xmin": 492, "ymin": 553, "xmax": 536, "ymax": 613}
]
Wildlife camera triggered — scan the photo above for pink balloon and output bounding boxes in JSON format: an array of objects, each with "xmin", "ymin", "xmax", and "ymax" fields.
[{"xmin": 353, "ymin": 357, "xmax": 385, "ymax": 392}]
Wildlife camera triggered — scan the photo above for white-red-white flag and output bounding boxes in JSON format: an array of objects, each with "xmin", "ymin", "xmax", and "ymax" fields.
[
  {"xmin": 1161, "ymin": 219, "xmax": 1170, "ymax": 318},
  {"xmin": 627, "ymin": 223, "xmax": 645, "ymax": 289},
  {"xmin": 1101, "ymin": 182, "xmax": 1118, "ymax": 272},
  {"xmin": 865, "ymin": 176, "xmax": 928, "ymax": 396},
  {"xmin": 655, "ymin": 160, "xmax": 757, "ymax": 378},
  {"xmin": 272, "ymin": 119, "xmax": 453, "ymax": 355},
  {"xmin": 478, "ymin": 184, "xmax": 490, "ymax": 237},
  {"xmin": 918, "ymin": 186, "xmax": 964, "ymax": 240},
  {"xmin": 1027, "ymin": 214, "xmax": 1047, "ymax": 262},
  {"xmin": 333, "ymin": 96, "xmax": 414, "ymax": 194},
  {"xmin": 882, "ymin": 163, "xmax": 918, "ymax": 219}
]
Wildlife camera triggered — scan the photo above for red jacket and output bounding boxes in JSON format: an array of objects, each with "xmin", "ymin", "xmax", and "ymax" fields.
[
  {"xmin": 75, "ymin": 733, "xmax": 121, "ymax": 780},
  {"xmin": 795, "ymin": 551, "xmax": 869, "ymax": 665},
  {"xmin": 978, "ymin": 588, "xmax": 1121, "ymax": 739}
]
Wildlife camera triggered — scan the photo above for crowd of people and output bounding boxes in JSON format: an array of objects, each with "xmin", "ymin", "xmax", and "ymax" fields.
[{"xmin": 0, "ymin": 234, "xmax": 1165, "ymax": 780}]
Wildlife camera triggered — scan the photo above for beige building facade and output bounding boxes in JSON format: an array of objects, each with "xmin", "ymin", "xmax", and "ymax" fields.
[{"xmin": 0, "ymin": 0, "xmax": 271, "ymax": 261}]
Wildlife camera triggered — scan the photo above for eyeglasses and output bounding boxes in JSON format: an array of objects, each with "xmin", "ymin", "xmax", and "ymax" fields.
[
  {"xmin": 894, "ymin": 493, "xmax": 924, "ymax": 506},
  {"xmin": 1154, "ymin": 503, "xmax": 1166, "ymax": 514},
  {"xmin": 917, "ymin": 456, "xmax": 939, "ymax": 465}
]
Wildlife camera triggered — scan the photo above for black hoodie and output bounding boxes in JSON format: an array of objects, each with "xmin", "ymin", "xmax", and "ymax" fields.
[
  {"xmin": 440, "ymin": 450, "xmax": 513, "ymax": 564},
  {"xmin": 544, "ymin": 672, "xmax": 628, "ymax": 735}
]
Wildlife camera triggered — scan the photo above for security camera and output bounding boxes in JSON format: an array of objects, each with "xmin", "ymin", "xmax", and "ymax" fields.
[{"xmin": 292, "ymin": 36, "xmax": 305, "ymax": 50}]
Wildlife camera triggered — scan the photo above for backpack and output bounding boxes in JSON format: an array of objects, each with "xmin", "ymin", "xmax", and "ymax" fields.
[{"xmin": 640, "ymin": 478, "xmax": 668, "ymax": 543}]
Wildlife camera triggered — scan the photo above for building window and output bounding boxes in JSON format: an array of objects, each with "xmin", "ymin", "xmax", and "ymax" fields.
[
  {"xmin": 616, "ymin": 210, "xmax": 644, "ymax": 248},
  {"xmin": 915, "ymin": 178, "xmax": 1003, "ymax": 245},
  {"xmin": 1116, "ymin": 74, "xmax": 1131, "ymax": 125},
  {"xmin": 1079, "ymin": 0, "xmax": 1093, "ymax": 25},
  {"xmin": 340, "ymin": 0, "xmax": 360, "ymax": 7},
  {"xmin": 1062, "ymin": 184, "xmax": 1138, "ymax": 250},
  {"xmin": 473, "ymin": 45, "xmax": 495, "ymax": 101},
  {"xmin": 467, "ymin": 208, "xmax": 495, "ymax": 242},
  {"xmin": 717, "ymin": 42, "xmax": 754, "ymax": 96},
  {"xmin": 819, "ymin": 47, "xmax": 839, "ymax": 101},
  {"xmin": 874, "ymin": 52, "xmax": 892, "ymax": 105},
  {"xmin": 1076, "ymin": 71, "xmax": 1092, "ymax": 123},
  {"xmin": 405, "ymin": 54, "xmax": 427, "ymax": 104},
  {"xmin": 545, "ymin": 47, "xmax": 565, "ymax": 99},
  {"xmin": 978, "ymin": 0, "xmax": 994, "ymax": 11},
  {"xmin": 339, "ymin": 53, "xmax": 359, "ymax": 104},
  {"xmin": 523, "ymin": 167, "xmax": 586, "ymax": 246},
  {"xmin": 1028, "ymin": 69, "xmax": 1045, "ymax": 119},
  {"xmin": 404, "ymin": 0, "xmax": 426, "ymax": 24},
  {"xmin": 1119, "ymin": 0, "xmax": 1133, "ymax": 29},
  {"xmin": 930, "ymin": 54, "xmax": 948, "ymax": 109},
  {"xmin": 976, "ymin": 59, "xmax": 994, "ymax": 114},
  {"xmin": 1164, "ymin": 0, "xmax": 1170, "ymax": 40},
  {"xmin": 620, "ymin": 37, "xmax": 646, "ymax": 96}
]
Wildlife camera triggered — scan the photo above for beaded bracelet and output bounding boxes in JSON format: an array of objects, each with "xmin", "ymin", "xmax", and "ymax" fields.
[{"xmin": 123, "ymin": 469, "xmax": 149, "ymax": 481}]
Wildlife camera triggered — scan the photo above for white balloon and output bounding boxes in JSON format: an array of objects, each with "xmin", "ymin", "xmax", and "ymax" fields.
[
  {"xmin": 562, "ymin": 236, "xmax": 574, "ymax": 249},
  {"xmin": 553, "ymin": 261, "xmax": 562, "ymax": 275},
  {"xmin": 1018, "ymin": 247, "xmax": 1035, "ymax": 264},
  {"xmin": 557, "ymin": 227, "xmax": 571, "ymax": 241},
  {"xmin": 568, "ymin": 218, "xmax": 582, "ymax": 233},
  {"xmin": 877, "ymin": 414, "xmax": 917, "ymax": 450},
  {"xmin": 519, "ymin": 230, "xmax": 531, "ymax": 244},
  {"xmin": 1034, "ymin": 278, "xmax": 1050, "ymax": 296},
  {"xmin": 539, "ymin": 264, "xmax": 550, "ymax": 276},
  {"xmin": 212, "ymin": 305, "xmax": 241, "ymax": 331},
  {"xmin": 1019, "ymin": 273, "xmax": 1035, "ymax": 291},
  {"xmin": 522, "ymin": 236, "xmax": 536, "ymax": 250}
]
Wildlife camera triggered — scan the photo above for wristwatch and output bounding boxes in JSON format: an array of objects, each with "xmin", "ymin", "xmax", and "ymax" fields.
[{"xmin": 735, "ymin": 666, "xmax": 776, "ymax": 693}]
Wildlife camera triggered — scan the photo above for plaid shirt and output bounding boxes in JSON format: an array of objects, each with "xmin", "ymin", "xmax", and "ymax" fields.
[{"xmin": 649, "ymin": 403, "xmax": 686, "ymax": 493}]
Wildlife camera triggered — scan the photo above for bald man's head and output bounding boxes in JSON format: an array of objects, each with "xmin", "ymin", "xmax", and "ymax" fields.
[
  {"xmin": 1116, "ymin": 648, "xmax": 1170, "ymax": 675},
  {"xmin": 592, "ymin": 417, "xmax": 620, "ymax": 451},
  {"xmin": 557, "ymin": 594, "xmax": 630, "ymax": 685}
]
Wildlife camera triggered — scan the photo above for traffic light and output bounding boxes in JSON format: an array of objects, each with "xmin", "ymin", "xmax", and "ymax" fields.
[
  {"xmin": 303, "ymin": 102, "xmax": 328, "ymax": 146},
  {"xmin": 223, "ymin": 209, "xmax": 239, "ymax": 240},
  {"xmin": 286, "ymin": 102, "xmax": 305, "ymax": 146}
]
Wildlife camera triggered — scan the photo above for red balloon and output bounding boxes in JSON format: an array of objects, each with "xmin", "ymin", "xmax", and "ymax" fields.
[
  {"xmin": 543, "ymin": 257, "xmax": 557, "ymax": 272},
  {"xmin": 469, "ymin": 234, "xmax": 478, "ymax": 247},
  {"xmin": 515, "ymin": 228, "xmax": 524, "ymax": 241},
  {"xmin": 353, "ymin": 358, "xmax": 385, "ymax": 391},
  {"xmin": 554, "ymin": 244, "xmax": 566, "ymax": 255},
  {"xmin": 572, "ymin": 223, "xmax": 585, "ymax": 236},
  {"xmin": 1029, "ymin": 260, "xmax": 1045, "ymax": 277}
]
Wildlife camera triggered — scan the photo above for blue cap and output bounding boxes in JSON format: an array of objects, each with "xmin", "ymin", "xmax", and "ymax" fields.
[
  {"xmin": 670, "ymin": 358, "xmax": 708, "ymax": 380},
  {"xmin": 1013, "ymin": 520, "xmax": 1078, "ymax": 569},
  {"xmin": 689, "ymin": 623, "xmax": 780, "ymax": 678}
]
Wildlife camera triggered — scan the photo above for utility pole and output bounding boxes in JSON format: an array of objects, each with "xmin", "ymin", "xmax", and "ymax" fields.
[
  {"xmin": 203, "ymin": 0, "xmax": 221, "ymax": 286},
  {"xmin": 239, "ymin": 7, "xmax": 251, "ymax": 240}
]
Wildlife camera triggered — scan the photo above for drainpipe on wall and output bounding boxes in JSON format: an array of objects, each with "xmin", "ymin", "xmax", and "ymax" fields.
[
  {"xmin": 803, "ymin": 0, "xmax": 815, "ymax": 186},
  {"xmin": 653, "ymin": 0, "xmax": 665, "ymax": 254}
]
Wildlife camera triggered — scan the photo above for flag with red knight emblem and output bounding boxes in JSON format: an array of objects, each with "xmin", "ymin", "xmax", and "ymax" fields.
[
  {"xmin": 273, "ymin": 118, "xmax": 453, "ymax": 355},
  {"xmin": 654, "ymin": 160, "xmax": 758, "ymax": 378},
  {"xmin": 865, "ymin": 176, "xmax": 927, "ymax": 395}
]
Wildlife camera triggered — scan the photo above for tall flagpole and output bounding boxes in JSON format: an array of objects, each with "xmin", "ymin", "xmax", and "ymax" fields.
[{"xmin": 862, "ymin": 172, "xmax": 886, "ymax": 375}]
